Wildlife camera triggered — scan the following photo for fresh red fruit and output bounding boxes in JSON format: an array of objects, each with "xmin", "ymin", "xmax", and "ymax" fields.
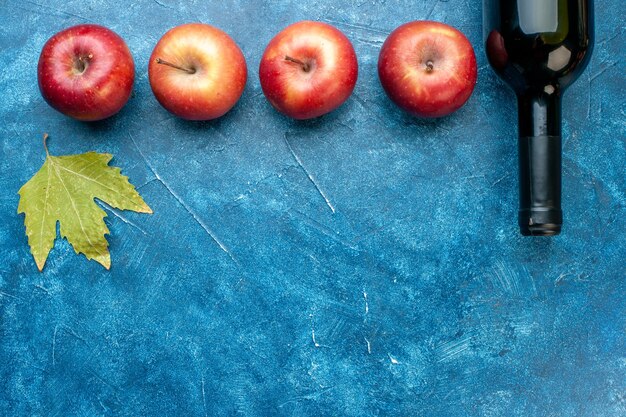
[
  {"xmin": 259, "ymin": 21, "xmax": 358, "ymax": 120},
  {"xmin": 37, "ymin": 24, "xmax": 135, "ymax": 122},
  {"xmin": 148, "ymin": 23, "xmax": 247, "ymax": 121},
  {"xmin": 485, "ymin": 30, "xmax": 508, "ymax": 71},
  {"xmin": 378, "ymin": 21, "xmax": 477, "ymax": 118}
]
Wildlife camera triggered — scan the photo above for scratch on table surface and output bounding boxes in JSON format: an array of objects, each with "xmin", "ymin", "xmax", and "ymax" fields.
[
  {"xmin": 460, "ymin": 174, "xmax": 486, "ymax": 192},
  {"xmin": 155, "ymin": 114, "xmax": 177, "ymax": 126},
  {"xmin": 554, "ymin": 271, "xmax": 593, "ymax": 286},
  {"xmin": 426, "ymin": 0, "xmax": 439, "ymax": 20},
  {"xmin": 22, "ymin": 0, "xmax": 89, "ymax": 20},
  {"xmin": 326, "ymin": 317, "xmax": 351, "ymax": 342},
  {"xmin": 612, "ymin": 391, "xmax": 626, "ymax": 415},
  {"xmin": 311, "ymin": 328, "xmax": 320, "ymax": 348},
  {"xmin": 88, "ymin": 370, "xmax": 117, "ymax": 390},
  {"xmin": 309, "ymin": 253, "xmax": 341, "ymax": 276},
  {"xmin": 136, "ymin": 177, "xmax": 159, "ymax": 190},
  {"xmin": 63, "ymin": 325, "xmax": 87, "ymax": 343},
  {"xmin": 277, "ymin": 386, "xmax": 335, "ymax": 408},
  {"xmin": 246, "ymin": 341, "xmax": 269, "ymax": 360},
  {"xmin": 9, "ymin": 101, "xmax": 47, "ymax": 119},
  {"xmin": 52, "ymin": 324, "xmax": 88, "ymax": 361},
  {"xmin": 353, "ymin": 224, "xmax": 390, "ymax": 243},
  {"xmin": 590, "ymin": 61, "xmax": 618, "ymax": 83},
  {"xmin": 351, "ymin": 92, "xmax": 386, "ymax": 125},
  {"xmin": 587, "ymin": 70, "xmax": 592, "ymax": 120},
  {"xmin": 283, "ymin": 135, "xmax": 336, "ymax": 214},
  {"xmin": 325, "ymin": 19, "xmax": 388, "ymax": 34},
  {"xmin": 598, "ymin": 30, "xmax": 621, "ymax": 46},
  {"xmin": 554, "ymin": 272, "xmax": 574, "ymax": 286},
  {"xmin": 51, "ymin": 325, "xmax": 59, "ymax": 366},
  {"xmin": 9, "ymin": 4, "xmax": 71, "ymax": 21},
  {"xmin": 323, "ymin": 18, "xmax": 388, "ymax": 47},
  {"xmin": 352, "ymin": 213, "xmax": 414, "ymax": 243},
  {"xmin": 209, "ymin": 124, "xmax": 233, "ymax": 143},
  {"xmin": 98, "ymin": 399, "xmax": 108, "ymax": 412},
  {"xmin": 601, "ymin": 207, "xmax": 620, "ymax": 236},
  {"xmin": 491, "ymin": 260, "xmax": 522, "ymax": 297},
  {"xmin": 363, "ymin": 291, "xmax": 369, "ymax": 318},
  {"xmin": 201, "ymin": 376, "xmax": 208, "ymax": 417},
  {"xmin": 335, "ymin": 121, "xmax": 354, "ymax": 132},
  {"xmin": 511, "ymin": 317, "xmax": 537, "ymax": 336},
  {"xmin": 364, "ymin": 337, "xmax": 372, "ymax": 354},
  {"xmin": 248, "ymin": 90, "xmax": 266, "ymax": 100},
  {"xmin": 436, "ymin": 336, "xmax": 472, "ymax": 362},
  {"xmin": 492, "ymin": 172, "xmax": 510, "ymax": 187},
  {"xmin": 33, "ymin": 284, "xmax": 51, "ymax": 294},
  {"xmin": 152, "ymin": 0, "xmax": 174, "ymax": 10},
  {"xmin": 289, "ymin": 210, "xmax": 359, "ymax": 251},
  {"xmin": 129, "ymin": 134, "xmax": 239, "ymax": 264},
  {"xmin": 388, "ymin": 353, "xmax": 400, "ymax": 364},
  {"xmin": 101, "ymin": 204, "xmax": 148, "ymax": 236},
  {"xmin": 0, "ymin": 290, "xmax": 23, "ymax": 302},
  {"xmin": 354, "ymin": 36, "xmax": 386, "ymax": 47},
  {"xmin": 309, "ymin": 313, "xmax": 331, "ymax": 349}
]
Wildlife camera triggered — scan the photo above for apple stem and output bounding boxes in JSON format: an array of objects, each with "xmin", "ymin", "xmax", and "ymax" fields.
[
  {"xmin": 425, "ymin": 60, "xmax": 434, "ymax": 73},
  {"xmin": 155, "ymin": 58, "xmax": 196, "ymax": 74},
  {"xmin": 43, "ymin": 133, "xmax": 50, "ymax": 157},
  {"xmin": 284, "ymin": 55, "xmax": 311, "ymax": 72}
]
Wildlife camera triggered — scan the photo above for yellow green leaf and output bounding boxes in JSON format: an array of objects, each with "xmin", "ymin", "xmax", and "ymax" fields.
[{"xmin": 17, "ymin": 135, "xmax": 152, "ymax": 271}]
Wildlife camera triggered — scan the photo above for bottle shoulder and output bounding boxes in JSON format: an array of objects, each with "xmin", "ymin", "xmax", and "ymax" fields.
[{"xmin": 484, "ymin": 0, "xmax": 594, "ymax": 92}]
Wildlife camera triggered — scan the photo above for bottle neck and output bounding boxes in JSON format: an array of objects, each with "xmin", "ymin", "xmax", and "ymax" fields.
[
  {"xmin": 517, "ymin": 90, "xmax": 562, "ymax": 137},
  {"xmin": 516, "ymin": 89, "xmax": 564, "ymax": 236}
]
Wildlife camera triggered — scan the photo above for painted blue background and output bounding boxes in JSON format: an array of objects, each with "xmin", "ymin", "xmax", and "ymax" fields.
[{"xmin": 1, "ymin": 0, "xmax": 624, "ymax": 415}]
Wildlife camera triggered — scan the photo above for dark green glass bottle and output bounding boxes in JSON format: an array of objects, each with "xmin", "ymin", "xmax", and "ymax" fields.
[{"xmin": 483, "ymin": 0, "xmax": 594, "ymax": 235}]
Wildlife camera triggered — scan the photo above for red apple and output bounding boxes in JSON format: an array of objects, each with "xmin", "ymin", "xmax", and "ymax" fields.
[
  {"xmin": 148, "ymin": 23, "xmax": 247, "ymax": 121},
  {"xmin": 486, "ymin": 30, "xmax": 508, "ymax": 71},
  {"xmin": 259, "ymin": 21, "xmax": 358, "ymax": 120},
  {"xmin": 378, "ymin": 21, "xmax": 477, "ymax": 118},
  {"xmin": 37, "ymin": 24, "xmax": 135, "ymax": 122}
]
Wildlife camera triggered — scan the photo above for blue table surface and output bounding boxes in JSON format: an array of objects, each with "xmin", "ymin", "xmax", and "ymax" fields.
[{"xmin": 1, "ymin": 0, "xmax": 624, "ymax": 416}]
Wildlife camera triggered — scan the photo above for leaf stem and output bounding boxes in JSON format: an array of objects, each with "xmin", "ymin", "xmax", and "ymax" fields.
[{"xmin": 43, "ymin": 133, "xmax": 50, "ymax": 157}]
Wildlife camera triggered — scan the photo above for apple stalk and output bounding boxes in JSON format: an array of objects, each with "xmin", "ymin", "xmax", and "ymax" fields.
[
  {"xmin": 284, "ymin": 55, "xmax": 311, "ymax": 72},
  {"xmin": 155, "ymin": 58, "xmax": 195, "ymax": 74}
]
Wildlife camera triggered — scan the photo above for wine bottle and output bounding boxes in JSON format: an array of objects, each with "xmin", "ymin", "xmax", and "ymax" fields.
[{"xmin": 483, "ymin": 0, "xmax": 594, "ymax": 236}]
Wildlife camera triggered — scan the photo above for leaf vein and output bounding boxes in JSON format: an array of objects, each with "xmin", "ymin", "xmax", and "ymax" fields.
[
  {"xmin": 75, "ymin": 157, "xmax": 102, "ymax": 174},
  {"xmin": 52, "ymin": 162, "xmax": 102, "ymax": 256},
  {"xmin": 38, "ymin": 161, "xmax": 52, "ymax": 259},
  {"xmin": 55, "ymin": 162, "xmax": 140, "ymax": 208}
]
